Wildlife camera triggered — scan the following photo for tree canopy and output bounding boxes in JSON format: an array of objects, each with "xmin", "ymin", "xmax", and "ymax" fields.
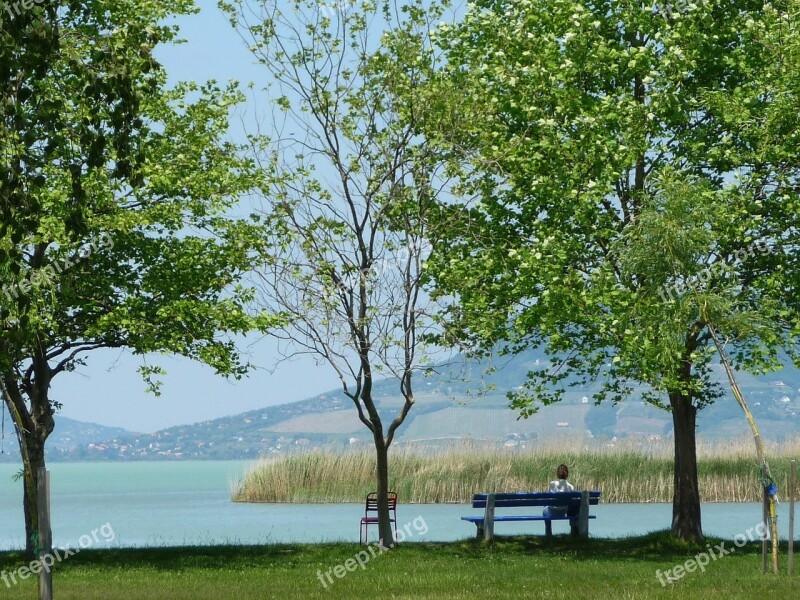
[
  {"xmin": 414, "ymin": 0, "xmax": 800, "ymax": 540},
  {"xmin": 1, "ymin": 0, "xmax": 274, "ymax": 557},
  {"xmin": 222, "ymin": 0, "xmax": 453, "ymax": 544}
]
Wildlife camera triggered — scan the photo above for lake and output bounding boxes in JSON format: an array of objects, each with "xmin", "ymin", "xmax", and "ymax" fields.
[{"xmin": 0, "ymin": 461, "xmax": 793, "ymax": 549}]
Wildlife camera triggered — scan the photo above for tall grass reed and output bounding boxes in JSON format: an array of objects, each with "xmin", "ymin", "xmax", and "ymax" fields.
[{"xmin": 232, "ymin": 436, "xmax": 800, "ymax": 504}]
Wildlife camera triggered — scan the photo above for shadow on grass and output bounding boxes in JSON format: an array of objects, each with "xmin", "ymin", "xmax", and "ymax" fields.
[
  {"xmin": 0, "ymin": 531, "xmax": 784, "ymax": 572},
  {"xmin": 0, "ymin": 544, "xmax": 324, "ymax": 573},
  {"xmin": 509, "ymin": 529, "xmax": 770, "ymax": 562}
]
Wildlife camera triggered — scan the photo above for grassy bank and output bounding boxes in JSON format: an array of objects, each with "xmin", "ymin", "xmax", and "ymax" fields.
[
  {"xmin": 0, "ymin": 535, "xmax": 795, "ymax": 599},
  {"xmin": 232, "ymin": 437, "xmax": 800, "ymax": 503}
]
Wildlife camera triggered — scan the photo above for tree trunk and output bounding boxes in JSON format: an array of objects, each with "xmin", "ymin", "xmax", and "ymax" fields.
[
  {"xmin": 19, "ymin": 434, "xmax": 48, "ymax": 559},
  {"xmin": 669, "ymin": 391, "xmax": 703, "ymax": 542},
  {"xmin": 373, "ymin": 433, "xmax": 394, "ymax": 546},
  {"xmin": 3, "ymin": 374, "xmax": 54, "ymax": 560}
]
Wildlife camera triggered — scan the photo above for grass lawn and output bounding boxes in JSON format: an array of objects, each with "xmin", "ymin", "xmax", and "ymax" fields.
[{"xmin": 0, "ymin": 532, "xmax": 796, "ymax": 599}]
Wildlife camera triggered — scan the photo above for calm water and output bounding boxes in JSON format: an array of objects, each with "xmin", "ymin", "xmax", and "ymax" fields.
[{"xmin": 0, "ymin": 462, "xmax": 794, "ymax": 549}]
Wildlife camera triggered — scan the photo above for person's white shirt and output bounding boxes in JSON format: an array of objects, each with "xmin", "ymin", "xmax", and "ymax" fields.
[
  {"xmin": 549, "ymin": 478, "xmax": 574, "ymax": 493},
  {"xmin": 544, "ymin": 478, "xmax": 575, "ymax": 517}
]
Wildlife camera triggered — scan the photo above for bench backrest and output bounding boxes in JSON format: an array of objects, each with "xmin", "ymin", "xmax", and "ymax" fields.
[{"xmin": 471, "ymin": 491, "xmax": 601, "ymax": 509}]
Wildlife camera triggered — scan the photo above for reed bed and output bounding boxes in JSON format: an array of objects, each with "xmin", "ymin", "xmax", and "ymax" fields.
[{"xmin": 231, "ymin": 436, "xmax": 800, "ymax": 504}]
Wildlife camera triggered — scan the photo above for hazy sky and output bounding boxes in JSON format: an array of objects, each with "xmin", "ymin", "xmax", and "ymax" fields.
[{"xmin": 56, "ymin": 1, "xmax": 343, "ymax": 433}]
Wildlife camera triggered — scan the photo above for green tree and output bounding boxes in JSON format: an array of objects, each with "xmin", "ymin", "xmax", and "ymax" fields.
[
  {"xmin": 417, "ymin": 0, "xmax": 799, "ymax": 541},
  {"xmin": 1, "ymin": 0, "xmax": 273, "ymax": 559},
  {"xmin": 222, "ymin": 0, "xmax": 450, "ymax": 545}
]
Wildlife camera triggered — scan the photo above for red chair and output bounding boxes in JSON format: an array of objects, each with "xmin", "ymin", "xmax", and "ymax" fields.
[{"xmin": 359, "ymin": 492, "xmax": 397, "ymax": 544}]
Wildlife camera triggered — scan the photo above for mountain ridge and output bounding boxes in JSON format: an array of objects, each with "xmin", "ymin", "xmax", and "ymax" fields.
[{"xmin": 1, "ymin": 349, "xmax": 798, "ymax": 461}]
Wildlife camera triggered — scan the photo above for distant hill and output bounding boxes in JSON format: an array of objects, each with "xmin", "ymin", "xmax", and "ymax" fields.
[
  {"xmin": 0, "ymin": 416, "xmax": 136, "ymax": 462},
  {"xmin": 13, "ymin": 348, "xmax": 799, "ymax": 461}
]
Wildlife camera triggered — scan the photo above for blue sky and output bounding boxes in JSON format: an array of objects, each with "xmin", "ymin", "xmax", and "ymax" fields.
[{"xmin": 56, "ymin": 0, "xmax": 343, "ymax": 433}]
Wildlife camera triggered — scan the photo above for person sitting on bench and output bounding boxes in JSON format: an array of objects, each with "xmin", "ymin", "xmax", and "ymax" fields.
[{"xmin": 543, "ymin": 464, "xmax": 574, "ymax": 518}]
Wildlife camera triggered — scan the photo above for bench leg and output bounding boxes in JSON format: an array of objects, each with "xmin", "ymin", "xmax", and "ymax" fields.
[
  {"xmin": 545, "ymin": 520, "xmax": 552, "ymax": 537},
  {"xmin": 476, "ymin": 523, "xmax": 484, "ymax": 539},
  {"xmin": 483, "ymin": 494, "xmax": 495, "ymax": 541},
  {"xmin": 577, "ymin": 491, "xmax": 590, "ymax": 539}
]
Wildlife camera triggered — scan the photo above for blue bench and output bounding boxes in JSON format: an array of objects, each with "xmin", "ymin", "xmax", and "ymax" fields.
[{"xmin": 462, "ymin": 491, "xmax": 601, "ymax": 540}]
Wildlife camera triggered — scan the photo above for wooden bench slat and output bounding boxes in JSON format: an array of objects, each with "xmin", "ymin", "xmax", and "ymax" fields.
[
  {"xmin": 472, "ymin": 498, "xmax": 600, "ymax": 508},
  {"xmin": 471, "ymin": 491, "xmax": 600, "ymax": 508},
  {"xmin": 472, "ymin": 492, "xmax": 601, "ymax": 499},
  {"xmin": 461, "ymin": 515, "xmax": 597, "ymax": 523},
  {"xmin": 473, "ymin": 491, "xmax": 601, "ymax": 496}
]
